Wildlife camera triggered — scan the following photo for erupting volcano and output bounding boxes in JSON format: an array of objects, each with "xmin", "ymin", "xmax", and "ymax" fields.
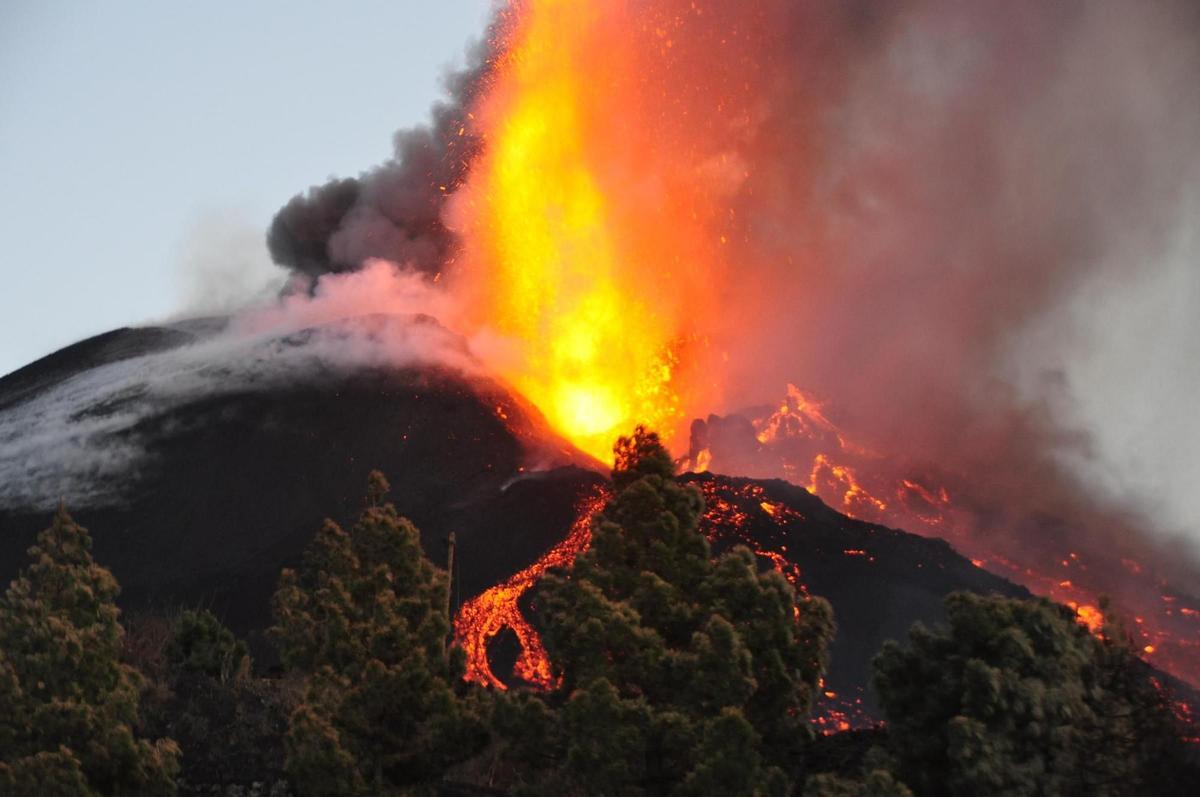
[
  {"xmin": 429, "ymin": 0, "xmax": 1200, "ymax": 694},
  {"xmin": 3, "ymin": 0, "xmax": 1199, "ymax": 748},
  {"xmin": 445, "ymin": 1, "xmax": 745, "ymax": 461}
]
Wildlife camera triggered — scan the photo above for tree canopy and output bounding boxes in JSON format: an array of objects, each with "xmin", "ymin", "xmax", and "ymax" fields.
[
  {"xmin": 0, "ymin": 506, "xmax": 179, "ymax": 796},
  {"xmin": 873, "ymin": 592, "xmax": 1196, "ymax": 797},
  {"xmin": 495, "ymin": 427, "xmax": 836, "ymax": 796},
  {"xmin": 166, "ymin": 608, "xmax": 250, "ymax": 683},
  {"xmin": 271, "ymin": 471, "xmax": 487, "ymax": 796}
]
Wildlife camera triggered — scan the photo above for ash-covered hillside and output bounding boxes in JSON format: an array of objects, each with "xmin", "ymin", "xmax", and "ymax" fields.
[
  {"xmin": 1, "ymin": 321, "xmax": 1030, "ymax": 712},
  {"xmin": 0, "ymin": 318, "xmax": 592, "ymax": 648}
]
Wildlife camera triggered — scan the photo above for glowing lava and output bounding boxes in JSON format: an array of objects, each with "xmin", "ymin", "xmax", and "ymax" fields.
[
  {"xmin": 454, "ymin": 478, "xmax": 818, "ymax": 691},
  {"xmin": 440, "ymin": 0, "xmax": 1199, "ymax": 696},
  {"xmin": 451, "ymin": 0, "xmax": 737, "ymax": 462},
  {"xmin": 455, "ymin": 487, "xmax": 608, "ymax": 689},
  {"xmin": 807, "ymin": 454, "xmax": 888, "ymax": 517},
  {"xmin": 728, "ymin": 385, "xmax": 1200, "ymax": 687}
]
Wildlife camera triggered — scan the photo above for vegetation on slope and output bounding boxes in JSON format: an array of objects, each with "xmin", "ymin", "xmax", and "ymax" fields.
[{"xmin": 0, "ymin": 432, "xmax": 1195, "ymax": 796}]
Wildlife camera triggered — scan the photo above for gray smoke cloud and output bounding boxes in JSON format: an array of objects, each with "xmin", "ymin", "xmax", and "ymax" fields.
[
  {"xmin": 265, "ymin": 15, "xmax": 507, "ymax": 282},
  {"xmin": 698, "ymin": 0, "xmax": 1200, "ymax": 594},
  {"xmin": 261, "ymin": 0, "xmax": 1200, "ymax": 592}
]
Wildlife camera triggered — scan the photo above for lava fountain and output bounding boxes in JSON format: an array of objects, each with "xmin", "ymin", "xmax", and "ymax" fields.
[
  {"xmin": 445, "ymin": 0, "xmax": 775, "ymax": 461},
  {"xmin": 398, "ymin": 0, "xmax": 1200, "ymax": 693}
]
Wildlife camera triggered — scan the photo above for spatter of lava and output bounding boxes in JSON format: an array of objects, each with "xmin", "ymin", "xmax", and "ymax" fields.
[{"xmin": 688, "ymin": 384, "xmax": 1200, "ymax": 688}]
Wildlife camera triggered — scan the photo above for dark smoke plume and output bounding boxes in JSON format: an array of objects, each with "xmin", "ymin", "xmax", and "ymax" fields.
[{"xmin": 266, "ymin": 17, "xmax": 508, "ymax": 281}]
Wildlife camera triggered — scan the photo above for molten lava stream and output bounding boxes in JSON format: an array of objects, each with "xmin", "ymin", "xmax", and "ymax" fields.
[
  {"xmin": 454, "ymin": 487, "xmax": 608, "ymax": 689},
  {"xmin": 453, "ymin": 477, "xmax": 822, "ymax": 692}
]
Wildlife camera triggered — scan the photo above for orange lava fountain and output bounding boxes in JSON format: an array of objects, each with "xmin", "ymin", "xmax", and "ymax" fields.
[
  {"xmin": 439, "ymin": 1, "xmax": 1197, "ymax": 697},
  {"xmin": 448, "ymin": 0, "xmax": 753, "ymax": 462}
]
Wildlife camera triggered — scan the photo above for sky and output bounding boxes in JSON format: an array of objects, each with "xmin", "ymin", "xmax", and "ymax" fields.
[{"xmin": 0, "ymin": 0, "xmax": 493, "ymax": 377}]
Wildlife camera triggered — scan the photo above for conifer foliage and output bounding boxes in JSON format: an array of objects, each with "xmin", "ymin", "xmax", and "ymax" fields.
[
  {"xmin": 271, "ymin": 471, "xmax": 486, "ymax": 796},
  {"xmin": 166, "ymin": 608, "xmax": 251, "ymax": 682},
  {"xmin": 873, "ymin": 592, "xmax": 1196, "ymax": 797},
  {"xmin": 0, "ymin": 506, "xmax": 180, "ymax": 796},
  {"xmin": 496, "ymin": 427, "xmax": 836, "ymax": 796}
]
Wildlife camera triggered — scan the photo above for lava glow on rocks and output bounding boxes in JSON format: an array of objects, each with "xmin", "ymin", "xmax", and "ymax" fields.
[
  {"xmin": 440, "ymin": 0, "xmax": 1198, "ymax": 707},
  {"xmin": 455, "ymin": 486, "xmax": 608, "ymax": 689}
]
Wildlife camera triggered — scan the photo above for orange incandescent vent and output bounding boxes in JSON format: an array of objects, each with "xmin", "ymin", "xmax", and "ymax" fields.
[{"xmin": 450, "ymin": 0, "xmax": 746, "ymax": 462}]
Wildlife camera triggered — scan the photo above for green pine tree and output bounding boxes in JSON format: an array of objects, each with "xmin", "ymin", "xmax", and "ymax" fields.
[
  {"xmin": 802, "ymin": 769, "xmax": 912, "ymax": 797},
  {"xmin": 873, "ymin": 592, "xmax": 1196, "ymax": 797},
  {"xmin": 495, "ymin": 427, "xmax": 836, "ymax": 796},
  {"xmin": 0, "ymin": 506, "xmax": 180, "ymax": 796},
  {"xmin": 271, "ymin": 471, "xmax": 487, "ymax": 796},
  {"xmin": 166, "ymin": 608, "xmax": 250, "ymax": 682}
]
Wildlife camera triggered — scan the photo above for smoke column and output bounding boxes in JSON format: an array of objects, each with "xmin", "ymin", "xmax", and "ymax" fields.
[
  {"xmin": 264, "ymin": 0, "xmax": 1200, "ymax": 589},
  {"xmin": 265, "ymin": 12, "xmax": 509, "ymax": 283}
]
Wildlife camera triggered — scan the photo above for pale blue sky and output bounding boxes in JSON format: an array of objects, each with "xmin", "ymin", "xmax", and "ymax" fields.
[{"xmin": 0, "ymin": 0, "xmax": 493, "ymax": 376}]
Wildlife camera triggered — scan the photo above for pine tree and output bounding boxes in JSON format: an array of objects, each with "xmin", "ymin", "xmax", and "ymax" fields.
[
  {"xmin": 271, "ymin": 471, "xmax": 487, "ymax": 796},
  {"xmin": 0, "ymin": 506, "xmax": 180, "ymax": 796},
  {"xmin": 802, "ymin": 769, "xmax": 912, "ymax": 797},
  {"xmin": 166, "ymin": 608, "xmax": 250, "ymax": 682},
  {"xmin": 496, "ymin": 427, "xmax": 836, "ymax": 796},
  {"xmin": 873, "ymin": 592, "xmax": 1197, "ymax": 797}
]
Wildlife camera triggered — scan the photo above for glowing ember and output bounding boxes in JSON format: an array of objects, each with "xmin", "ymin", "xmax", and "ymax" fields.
[
  {"xmin": 454, "ymin": 487, "xmax": 607, "ymax": 688},
  {"xmin": 1070, "ymin": 603, "xmax": 1105, "ymax": 635},
  {"xmin": 812, "ymin": 685, "xmax": 878, "ymax": 735},
  {"xmin": 807, "ymin": 454, "xmax": 888, "ymax": 517}
]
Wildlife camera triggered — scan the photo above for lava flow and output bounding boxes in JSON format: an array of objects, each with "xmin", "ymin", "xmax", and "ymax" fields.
[
  {"xmin": 455, "ymin": 479, "xmax": 817, "ymax": 689},
  {"xmin": 451, "ymin": 469, "xmax": 885, "ymax": 731},
  {"xmin": 452, "ymin": 478, "xmax": 806, "ymax": 685},
  {"xmin": 455, "ymin": 486, "xmax": 608, "ymax": 689}
]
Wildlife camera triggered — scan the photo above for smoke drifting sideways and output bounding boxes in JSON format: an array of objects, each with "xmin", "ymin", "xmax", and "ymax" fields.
[
  {"xmin": 265, "ymin": 12, "xmax": 506, "ymax": 283},
  {"xmin": 257, "ymin": 0, "xmax": 1200, "ymax": 593}
]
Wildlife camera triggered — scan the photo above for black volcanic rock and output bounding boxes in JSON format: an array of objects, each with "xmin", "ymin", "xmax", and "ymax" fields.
[
  {"xmin": 0, "ymin": 322, "xmax": 1028, "ymax": 711},
  {"xmin": 0, "ymin": 319, "xmax": 598, "ymax": 656},
  {"xmin": 682, "ymin": 473, "xmax": 1029, "ymax": 708}
]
